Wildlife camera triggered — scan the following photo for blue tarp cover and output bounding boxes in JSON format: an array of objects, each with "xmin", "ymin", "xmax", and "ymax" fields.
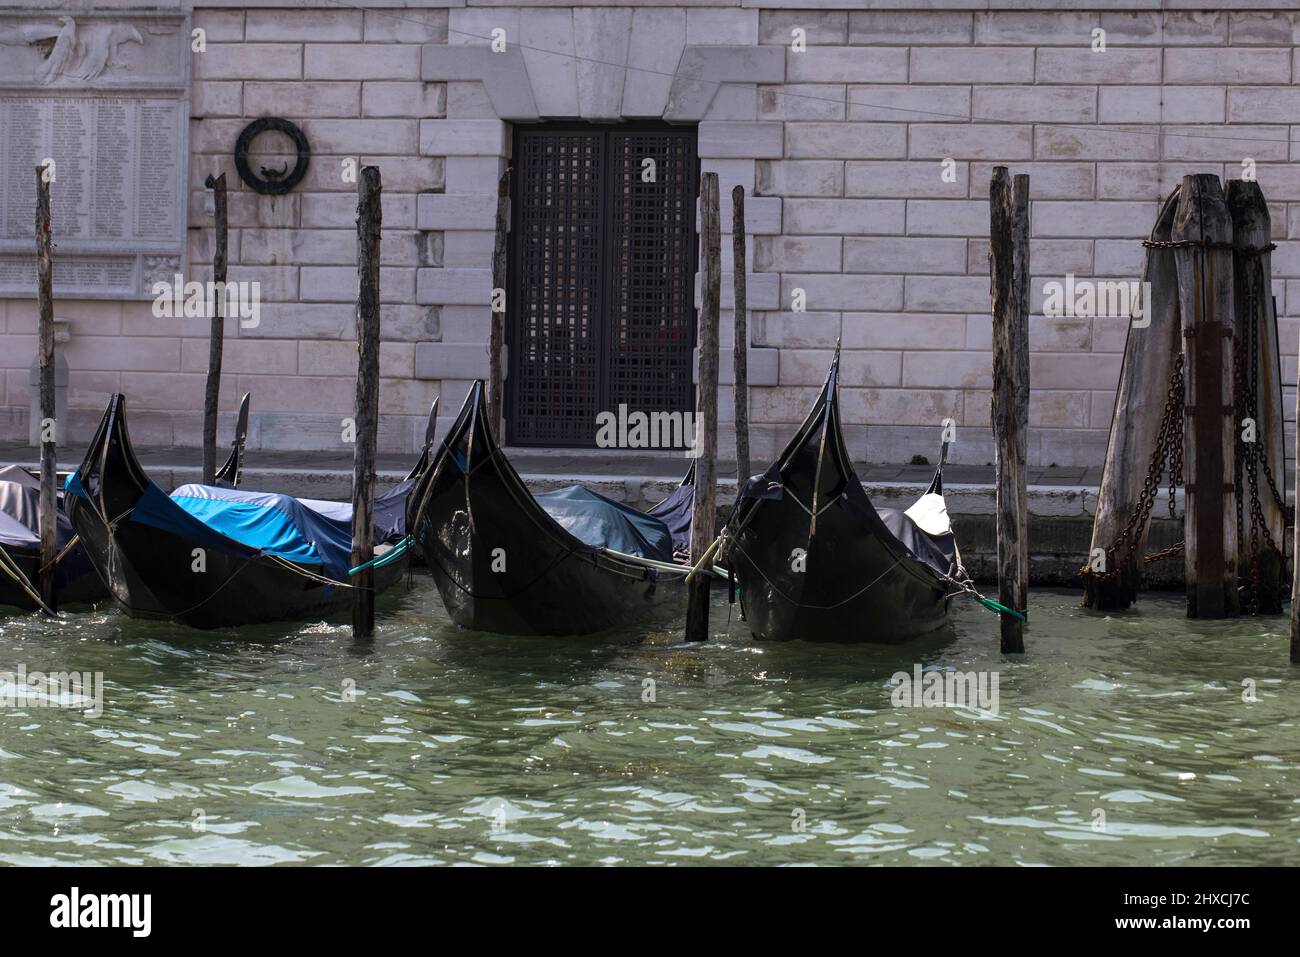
[
  {"xmin": 127, "ymin": 482, "xmax": 347, "ymax": 577},
  {"xmin": 124, "ymin": 481, "xmax": 412, "ymax": 581},
  {"xmin": 647, "ymin": 483, "xmax": 694, "ymax": 555},
  {"xmin": 64, "ymin": 469, "xmax": 412, "ymax": 582},
  {"xmin": 535, "ymin": 485, "xmax": 674, "ymax": 563}
]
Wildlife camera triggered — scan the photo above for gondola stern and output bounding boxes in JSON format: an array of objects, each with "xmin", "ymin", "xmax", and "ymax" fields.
[
  {"xmin": 403, "ymin": 395, "xmax": 442, "ymax": 483},
  {"xmin": 925, "ymin": 435, "xmax": 951, "ymax": 496},
  {"xmin": 214, "ymin": 391, "xmax": 251, "ymax": 488}
]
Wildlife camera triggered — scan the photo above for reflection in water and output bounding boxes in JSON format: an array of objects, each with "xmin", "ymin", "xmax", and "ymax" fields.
[{"xmin": 0, "ymin": 586, "xmax": 1297, "ymax": 865}]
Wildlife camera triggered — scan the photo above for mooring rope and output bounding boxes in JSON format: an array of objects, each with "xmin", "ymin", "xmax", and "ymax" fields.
[
  {"xmin": 0, "ymin": 542, "xmax": 56, "ymax": 615},
  {"xmin": 265, "ymin": 554, "xmax": 360, "ymax": 590},
  {"xmin": 684, "ymin": 533, "xmax": 724, "ymax": 583},
  {"xmin": 937, "ymin": 570, "xmax": 1027, "ymax": 622},
  {"xmin": 348, "ymin": 536, "xmax": 411, "ymax": 576},
  {"xmin": 602, "ymin": 545, "xmax": 727, "ymax": 581},
  {"xmin": 39, "ymin": 532, "xmax": 80, "ymax": 576}
]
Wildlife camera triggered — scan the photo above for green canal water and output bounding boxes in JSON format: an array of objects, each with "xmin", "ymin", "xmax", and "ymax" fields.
[{"xmin": 1, "ymin": 585, "xmax": 1297, "ymax": 866}]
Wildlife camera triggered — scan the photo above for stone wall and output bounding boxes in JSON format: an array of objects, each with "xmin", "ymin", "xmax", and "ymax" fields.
[{"xmin": 1, "ymin": 2, "xmax": 1297, "ymax": 473}]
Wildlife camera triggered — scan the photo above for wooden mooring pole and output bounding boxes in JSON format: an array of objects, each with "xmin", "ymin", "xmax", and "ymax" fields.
[
  {"xmin": 1084, "ymin": 188, "xmax": 1182, "ymax": 610},
  {"xmin": 202, "ymin": 173, "xmax": 228, "ymax": 485},
  {"xmin": 989, "ymin": 167, "xmax": 1029, "ymax": 653},
  {"xmin": 732, "ymin": 184, "xmax": 750, "ymax": 486},
  {"xmin": 1173, "ymin": 174, "xmax": 1238, "ymax": 619},
  {"xmin": 487, "ymin": 168, "xmax": 510, "ymax": 437},
  {"xmin": 35, "ymin": 162, "xmax": 56, "ymax": 611},
  {"xmin": 685, "ymin": 172, "xmax": 721, "ymax": 643},
  {"xmin": 1227, "ymin": 180, "xmax": 1285, "ymax": 615},
  {"xmin": 1291, "ymin": 319, "xmax": 1300, "ymax": 662},
  {"xmin": 351, "ymin": 166, "xmax": 382, "ymax": 640}
]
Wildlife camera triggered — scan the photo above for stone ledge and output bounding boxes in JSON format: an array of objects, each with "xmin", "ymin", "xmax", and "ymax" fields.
[
  {"xmin": 665, "ymin": 45, "xmax": 786, "ymax": 121},
  {"xmin": 420, "ymin": 44, "xmax": 539, "ymax": 119}
]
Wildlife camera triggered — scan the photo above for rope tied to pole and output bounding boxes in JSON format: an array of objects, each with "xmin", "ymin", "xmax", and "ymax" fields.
[
  {"xmin": 0, "ymin": 542, "xmax": 57, "ymax": 616},
  {"xmin": 38, "ymin": 533, "xmax": 81, "ymax": 577},
  {"xmin": 348, "ymin": 536, "xmax": 411, "ymax": 576}
]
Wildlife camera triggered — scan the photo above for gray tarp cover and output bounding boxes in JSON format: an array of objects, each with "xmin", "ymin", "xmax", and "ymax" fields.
[
  {"xmin": 536, "ymin": 485, "xmax": 675, "ymax": 563},
  {"xmin": 0, "ymin": 465, "xmax": 74, "ymax": 551}
]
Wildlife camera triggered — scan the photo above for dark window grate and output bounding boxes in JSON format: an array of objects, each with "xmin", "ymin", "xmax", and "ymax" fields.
[{"xmin": 507, "ymin": 123, "xmax": 699, "ymax": 448}]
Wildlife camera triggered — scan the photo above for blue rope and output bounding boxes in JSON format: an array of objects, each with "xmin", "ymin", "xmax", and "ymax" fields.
[{"xmin": 348, "ymin": 535, "xmax": 411, "ymax": 576}]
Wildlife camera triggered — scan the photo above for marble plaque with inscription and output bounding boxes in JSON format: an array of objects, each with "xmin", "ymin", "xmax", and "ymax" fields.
[{"xmin": 0, "ymin": 10, "xmax": 189, "ymax": 299}]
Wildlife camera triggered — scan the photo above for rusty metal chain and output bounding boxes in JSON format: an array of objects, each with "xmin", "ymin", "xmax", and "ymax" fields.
[
  {"xmin": 1083, "ymin": 353, "xmax": 1186, "ymax": 583},
  {"xmin": 1143, "ymin": 240, "xmax": 1276, "ymax": 255},
  {"xmin": 1143, "ymin": 540, "xmax": 1185, "ymax": 565},
  {"xmin": 1235, "ymin": 268, "xmax": 1289, "ymax": 614},
  {"xmin": 1168, "ymin": 355, "xmax": 1184, "ymax": 521},
  {"xmin": 1087, "ymin": 244, "xmax": 1288, "ymax": 603},
  {"xmin": 1233, "ymin": 329, "xmax": 1248, "ymax": 604}
]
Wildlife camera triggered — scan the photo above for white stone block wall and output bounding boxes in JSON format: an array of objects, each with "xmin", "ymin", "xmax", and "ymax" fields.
[
  {"xmin": 1, "ymin": 4, "xmax": 447, "ymax": 454},
  {"xmin": 742, "ymin": 5, "xmax": 1300, "ymax": 470},
  {"xmin": 1, "ymin": 2, "xmax": 1298, "ymax": 473}
]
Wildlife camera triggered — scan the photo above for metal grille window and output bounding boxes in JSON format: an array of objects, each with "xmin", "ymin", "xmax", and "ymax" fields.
[{"xmin": 507, "ymin": 123, "xmax": 699, "ymax": 448}]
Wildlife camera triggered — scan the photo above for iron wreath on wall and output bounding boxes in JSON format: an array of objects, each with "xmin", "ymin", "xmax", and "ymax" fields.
[{"xmin": 234, "ymin": 117, "xmax": 310, "ymax": 195}]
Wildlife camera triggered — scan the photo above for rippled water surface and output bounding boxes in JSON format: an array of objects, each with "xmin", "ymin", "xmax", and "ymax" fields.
[{"xmin": 1, "ymin": 585, "xmax": 1298, "ymax": 866}]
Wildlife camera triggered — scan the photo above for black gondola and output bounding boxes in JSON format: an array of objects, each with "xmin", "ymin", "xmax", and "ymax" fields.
[
  {"xmin": 405, "ymin": 381, "xmax": 695, "ymax": 636},
  {"xmin": 0, "ymin": 465, "xmax": 103, "ymax": 610},
  {"xmin": 64, "ymin": 394, "xmax": 437, "ymax": 629},
  {"xmin": 721, "ymin": 350, "xmax": 966, "ymax": 643},
  {"xmin": 0, "ymin": 394, "xmax": 253, "ymax": 613}
]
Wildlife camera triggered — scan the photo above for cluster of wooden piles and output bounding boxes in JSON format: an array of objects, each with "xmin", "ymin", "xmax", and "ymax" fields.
[{"xmin": 1083, "ymin": 174, "xmax": 1296, "ymax": 660}]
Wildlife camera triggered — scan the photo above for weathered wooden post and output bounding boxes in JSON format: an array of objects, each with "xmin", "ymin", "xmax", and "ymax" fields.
[
  {"xmin": 1173, "ymin": 174, "xmax": 1238, "ymax": 619},
  {"xmin": 989, "ymin": 167, "xmax": 1029, "ymax": 653},
  {"xmin": 35, "ymin": 162, "xmax": 56, "ymax": 611},
  {"xmin": 1227, "ymin": 180, "xmax": 1285, "ymax": 614},
  {"xmin": 351, "ymin": 166, "xmax": 382, "ymax": 639},
  {"xmin": 487, "ymin": 168, "xmax": 510, "ymax": 436},
  {"xmin": 732, "ymin": 184, "xmax": 750, "ymax": 486},
  {"xmin": 685, "ymin": 172, "xmax": 721, "ymax": 643},
  {"xmin": 1084, "ymin": 188, "xmax": 1182, "ymax": 610},
  {"xmin": 1291, "ymin": 319, "xmax": 1300, "ymax": 662},
  {"xmin": 202, "ymin": 172, "xmax": 228, "ymax": 485}
]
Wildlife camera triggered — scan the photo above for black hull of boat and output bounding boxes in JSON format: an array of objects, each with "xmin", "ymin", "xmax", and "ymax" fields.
[
  {"xmin": 725, "ymin": 354, "xmax": 954, "ymax": 644},
  {"xmin": 72, "ymin": 503, "xmax": 403, "ymax": 629},
  {"xmin": 0, "ymin": 468, "xmax": 107, "ymax": 611},
  {"xmin": 427, "ymin": 520, "xmax": 683, "ymax": 637},
  {"xmin": 0, "ymin": 544, "xmax": 104, "ymax": 611},
  {"xmin": 408, "ymin": 383, "xmax": 685, "ymax": 637},
  {"xmin": 730, "ymin": 523, "xmax": 952, "ymax": 644},
  {"xmin": 65, "ymin": 395, "xmax": 412, "ymax": 630}
]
